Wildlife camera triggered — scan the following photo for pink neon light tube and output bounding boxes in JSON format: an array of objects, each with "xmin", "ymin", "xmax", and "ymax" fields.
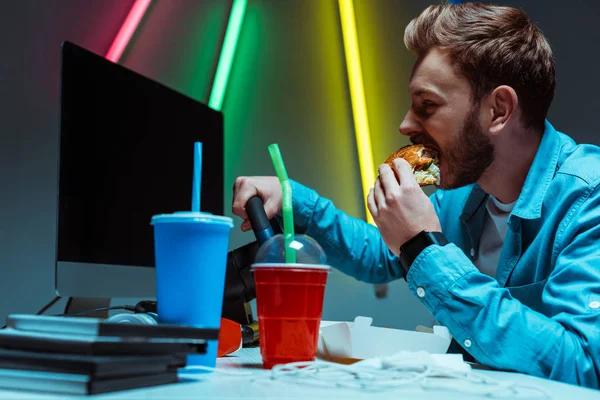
[{"xmin": 105, "ymin": 0, "xmax": 152, "ymax": 63}]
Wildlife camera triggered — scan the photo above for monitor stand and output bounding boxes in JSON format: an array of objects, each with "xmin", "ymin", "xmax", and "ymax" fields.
[
  {"xmin": 36, "ymin": 296, "xmax": 111, "ymax": 319},
  {"xmin": 64, "ymin": 297, "xmax": 111, "ymax": 318}
]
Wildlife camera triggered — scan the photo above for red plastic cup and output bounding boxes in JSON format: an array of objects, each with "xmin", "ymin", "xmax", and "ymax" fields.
[{"xmin": 251, "ymin": 263, "xmax": 330, "ymax": 369}]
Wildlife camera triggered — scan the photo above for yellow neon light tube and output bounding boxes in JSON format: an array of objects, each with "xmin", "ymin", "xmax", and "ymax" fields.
[{"xmin": 338, "ymin": 0, "xmax": 376, "ymax": 224}]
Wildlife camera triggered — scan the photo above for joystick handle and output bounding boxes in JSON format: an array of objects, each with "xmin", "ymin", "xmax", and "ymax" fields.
[{"xmin": 246, "ymin": 196, "xmax": 275, "ymax": 245}]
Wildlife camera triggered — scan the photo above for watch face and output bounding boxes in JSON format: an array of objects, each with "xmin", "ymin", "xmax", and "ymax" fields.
[
  {"xmin": 401, "ymin": 231, "xmax": 448, "ymax": 275},
  {"xmin": 408, "ymin": 233, "xmax": 432, "ymax": 260}
]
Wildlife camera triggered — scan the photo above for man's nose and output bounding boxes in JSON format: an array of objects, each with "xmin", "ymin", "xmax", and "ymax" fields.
[{"xmin": 399, "ymin": 109, "xmax": 423, "ymax": 138}]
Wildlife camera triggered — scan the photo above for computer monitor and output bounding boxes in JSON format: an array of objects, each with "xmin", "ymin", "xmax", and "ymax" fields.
[{"xmin": 55, "ymin": 41, "xmax": 224, "ymax": 298}]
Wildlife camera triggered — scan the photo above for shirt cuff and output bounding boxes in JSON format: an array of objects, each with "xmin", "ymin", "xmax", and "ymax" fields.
[
  {"xmin": 406, "ymin": 243, "xmax": 478, "ymax": 313},
  {"xmin": 274, "ymin": 180, "xmax": 320, "ymax": 233}
]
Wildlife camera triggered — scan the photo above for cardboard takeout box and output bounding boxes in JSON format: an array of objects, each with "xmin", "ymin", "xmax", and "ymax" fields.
[{"xmin": 318, "ymin": 316, "xmax": 452, "ymax": 364}]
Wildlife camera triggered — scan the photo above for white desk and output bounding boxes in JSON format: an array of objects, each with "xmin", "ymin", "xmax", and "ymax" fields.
[{"xmin": 0, "ymin": 348, "xmax": 597, "ymax": 399}]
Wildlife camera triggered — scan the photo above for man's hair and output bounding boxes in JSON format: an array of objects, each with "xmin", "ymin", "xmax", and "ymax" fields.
[{"xmin": 404, "ymin": 3, "xmax": 555, "ymax": 132}]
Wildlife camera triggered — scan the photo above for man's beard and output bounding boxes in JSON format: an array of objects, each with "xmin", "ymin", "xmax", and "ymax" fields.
[{"xmin": 413, "ymin": 105, "xmax": 495, "ymax": 190}]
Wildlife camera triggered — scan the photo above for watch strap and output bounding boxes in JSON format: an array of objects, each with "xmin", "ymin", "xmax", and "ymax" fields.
[{"xmin": 399, "ymin": 230, "xmax": 449, "ymax": 278}]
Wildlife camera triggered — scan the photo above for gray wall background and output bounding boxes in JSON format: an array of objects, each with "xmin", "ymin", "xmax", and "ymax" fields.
[{"xmin": 1, "ymin": 0, "xmax": 599, "ymax": 328}]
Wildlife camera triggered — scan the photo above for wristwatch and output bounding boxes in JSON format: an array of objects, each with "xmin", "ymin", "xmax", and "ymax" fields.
[{"xmin": 399, "ymin": 230, "xmax": 449, "ymax": 278}]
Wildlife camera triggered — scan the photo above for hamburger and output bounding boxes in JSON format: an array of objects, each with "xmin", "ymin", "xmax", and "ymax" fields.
[{"xmin": 384, "ymin": 144, "xmax": 440, "ymax": 187}]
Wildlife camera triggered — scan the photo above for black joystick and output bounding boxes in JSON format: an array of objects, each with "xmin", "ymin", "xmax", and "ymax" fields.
[
  {"xmin": 220, "ymin": 196, "xmax": 281, "ymax": 325},
  {"xmin": 246, "ymin": 196, "xmax": 275, "ymax": 246}
]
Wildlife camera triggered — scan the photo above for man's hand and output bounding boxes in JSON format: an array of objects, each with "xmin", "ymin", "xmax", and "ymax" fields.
[
  {"xmin": 367, "ymin": 158, "xmax": 442, "ymax": 256},
  {"xmin": 232, "ymin": 176, "xmax": 282, "ymax": 232}
]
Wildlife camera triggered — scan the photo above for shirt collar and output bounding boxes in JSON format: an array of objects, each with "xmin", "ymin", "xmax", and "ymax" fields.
[{"xmin": 459, "ymin": 184, "xmax": 487, "ymax": 223}]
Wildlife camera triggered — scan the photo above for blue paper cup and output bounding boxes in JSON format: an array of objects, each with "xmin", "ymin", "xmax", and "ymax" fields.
[{"xmin": 151, "ymin": 212, "xmax": 233, "ymax": 369}]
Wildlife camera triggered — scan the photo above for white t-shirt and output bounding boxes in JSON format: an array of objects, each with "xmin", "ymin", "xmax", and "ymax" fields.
[{"xmin": 473, "ymin": 195, "xmax": 516, "ymax": 277}]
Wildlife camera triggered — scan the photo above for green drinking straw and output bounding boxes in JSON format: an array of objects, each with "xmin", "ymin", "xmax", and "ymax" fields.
[{"xmin": 268, "ymin": 144, "xmax": 296, "ymax": 264}]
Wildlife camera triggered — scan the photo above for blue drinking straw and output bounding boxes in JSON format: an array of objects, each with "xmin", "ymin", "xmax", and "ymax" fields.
[{"xmin": 192, "ymin": 142, "xmax": 202, "ymax": 212}]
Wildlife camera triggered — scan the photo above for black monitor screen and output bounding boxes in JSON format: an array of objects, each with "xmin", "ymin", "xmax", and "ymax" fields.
[{"xmin": 57, "ymin": 41, "xmax": 224, "ymax": 268}]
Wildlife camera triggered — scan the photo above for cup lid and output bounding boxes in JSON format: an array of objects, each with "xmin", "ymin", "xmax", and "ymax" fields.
[
  {"xmin": 251, "ymin": 263, "xmax": 331, "ymax": 270},
  {"xmin": 151, "ymin": 211, "xmax": 233, "ymax": 227}
]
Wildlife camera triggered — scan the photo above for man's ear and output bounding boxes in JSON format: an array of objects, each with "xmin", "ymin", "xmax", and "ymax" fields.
[{"xmin": 487, "ymin": 85, "xmax": 518, "ymax": 136}]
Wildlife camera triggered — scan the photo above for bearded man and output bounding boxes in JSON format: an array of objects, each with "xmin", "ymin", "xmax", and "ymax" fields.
[{"xmin": 232, "ymin": 3, "xmax": 600, "ymax": 388}]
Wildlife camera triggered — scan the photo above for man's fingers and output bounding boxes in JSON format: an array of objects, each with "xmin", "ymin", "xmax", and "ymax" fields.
[
  {"xmin": 232, "ymin": 177, "xmax": 257, "ymax": 220},
  {"xmin": 374, "ymin": 178, "xmax": 386, "ymax": 208},
  {"xmin": 232, "ymin": 176, "xmax": 247, "ymax": 202},
  {"xmin": 262, "ymin": 198, "xmax": 279, "ymax": 220},
  {"xmin": 233, "ymin": 177, "xmax": 243, "ymax": 196},
  {"xmin": 378, "ymin": 164, "xmax": 400, "ymax": 196},
  {"xmin": 367, "ymin": 188, "xmax": 378, "ymax": 218},
  {"xmin": 393, "ymin": 158, "xmax": 418, "ymax": 188},
  {"xmin": 241, "ymin": 219, "xmax": 251, "ymax": 232}
]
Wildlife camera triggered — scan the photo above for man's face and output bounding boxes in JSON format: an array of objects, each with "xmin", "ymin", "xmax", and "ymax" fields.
[{"xmin": 399, "ymin": 48, "xmax": 494, "ymax": 190}]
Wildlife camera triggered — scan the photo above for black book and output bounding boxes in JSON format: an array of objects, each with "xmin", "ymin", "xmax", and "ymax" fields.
[
  {"xmin": 0, "ymin": 348, "xmax": 186, "ymax": 378},
  {"xmin": 0, "ymin": 327, "xmax": 207, "ymax": 356},
  {"xmin": 0, "ymin": 368, "xmax": 179, "ymax": 395},
  {"xmin": 7, "ymin": 314, "xmax": 219, "ymax": 340}
]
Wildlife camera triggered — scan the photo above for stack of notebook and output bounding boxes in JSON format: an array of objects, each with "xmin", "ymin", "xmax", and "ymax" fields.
[{"xmin": 0, "ymin": 314, "xmax": 218, "ymax": 395}]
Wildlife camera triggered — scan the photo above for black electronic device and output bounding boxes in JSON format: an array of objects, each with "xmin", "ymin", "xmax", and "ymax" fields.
[
  {"xmin": 399, "ymin": 230, "xmax": 449, "ymax": 277},
  {"xmin": 6, "ymin": 314, "xmax": 218, "ymax": 341},
  {"xmin": 0, "ymin": 368, "xmax": 178, "ymax": 396},
  {"xmin": 56, "ymin": 41, "xmax": 224, "ymax": 299},
  {"xmin": 221, "ymin": 196, "xmax": 282, "ymax": 325},
  {"xmin": 0, "ymin": 348, "xmax": 184, "ymax": 379},
  {"xmin": 0, "ymin": 327, "xmax": 207, "ymax": 356}
]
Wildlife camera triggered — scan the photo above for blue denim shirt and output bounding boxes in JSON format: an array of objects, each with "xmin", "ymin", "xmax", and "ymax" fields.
[{"xmin": 286, "ymin": 121, "xmax": 600, "ymax": 388}]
